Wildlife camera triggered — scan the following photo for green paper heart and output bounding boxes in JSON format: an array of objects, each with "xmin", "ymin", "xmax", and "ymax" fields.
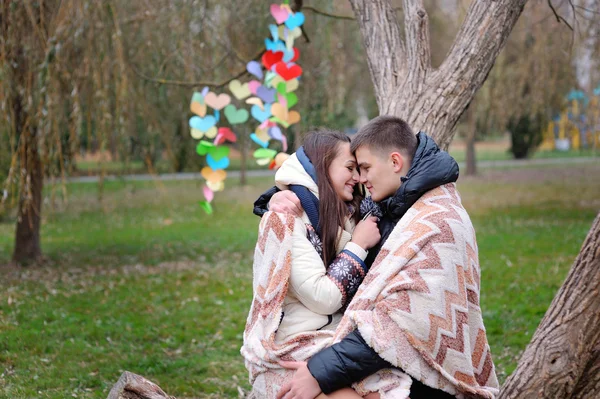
[
  {"xmin": 269, "ymin": 116, "xmax": 289, "ymax": 128},
  {"xmin": 224, "ymin": 104, "xmax": 249, "ymax": 125},
  {"xmin": 196, "ymin": 140, "xmax": 214, "ymax": 156},
  {"xmin": 199, "ymin": 201, "xmax": 213, "ymax": 215},
  {"xmin": 286, "ymin": 92, "xmax": 298, "ymax": 108},
  {"xmin": 210, "ymin": 145, "xmax": 230, "ymax": 161},
  {"xmin": 276, "ymin": 82, "xmax": 287, "ymax": 95},
  {"xmin": 192, "ymin": 92, "xmax": 205, "ymax": 104},
  {"xmin": 253, "ymin": 148, "xmax": 277, "ymax": 159},
  {"xmin": 265, "ymin": 71, "xmax": 277, "ymax": 86}
]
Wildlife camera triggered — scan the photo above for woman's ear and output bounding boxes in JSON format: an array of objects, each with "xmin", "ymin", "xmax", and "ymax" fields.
[{"xmin": 390, "ymin": 152, "xmax": 404, "ymax": 173}]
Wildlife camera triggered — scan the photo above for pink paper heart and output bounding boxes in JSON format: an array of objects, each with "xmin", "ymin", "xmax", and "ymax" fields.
[
  {"xmin": 248, "ymin": 80, "xmax": 261, "ymax": 95},
  {"xmin": 203, "ymin": 185, "xmax": 214, "ymax": 203},
  {"xmin": 270, "ymin": 4, "xmax": 289, "ymax": 25}
]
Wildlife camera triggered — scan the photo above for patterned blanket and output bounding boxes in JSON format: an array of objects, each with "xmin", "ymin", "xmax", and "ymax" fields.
[{"xmin": 242, "ymin": 183, "xmax": 499, "ymax": 398}]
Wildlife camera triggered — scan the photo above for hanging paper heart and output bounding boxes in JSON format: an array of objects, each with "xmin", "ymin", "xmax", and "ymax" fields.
[
  {"xmin": 204, "ymin": 92, "xmax": 231, "ymax": 110},
  {"xmin": 284, "ymin": 12, "xmax": 305, "ymax": 30},
  {"xmin": 214, "ymin": 109, "xmax": 220, "ymax": 123},
  {"xmin": 262, "ymin": 50, "xmax": 284, "ymax": 70},
  {"xmin": 256, "ymin": 157, "xmax": 272, "ymax": 166},
  {"xmin": 189, "ymin": 115, "xmax": 217, "ymax": 132},
  {"xmin": 250, "ymin": 133, "xmax": 270, "ymax": 148},
  {"xmin": 246, "ymin": 97, "xmax": 265, "ymax": 110},
  {"xmin": 264, "ymin": 71, "xmax": 278, "ymax": 88},
  {"xmin": 282, "ymin": 47, "xmax": 299, "ymax": 63},
  {"xmin": 191, "ymin": 126, "xmax": 217, "ymax": 140},
  {"xmin": 191, "ymin": 101, "xmax": 207, "ymax": 117},
  {"xmin": 285, "ymin": 92, "xmax": 298, "ymax": 108},
  {"xmin": 251, "ymin": 104, "xmax": 272, "ymax": 123},
  {"xmin": 286, "ymin": 78, "xmax": 299, "ymax": 92},
  {"xmin": 199, "ymin": 201, "xmax": 213, "ymax": 215},
  {"xmin": 201, "ymin": 166, "xmax": 227, "ymax": 183},
  {"xmin": 270, "ymin": 4, "xmax": 289, "ymax": 24},
  {"xmin": 207, "ymin": 180, "xmax": 225, "ymax": 192},
  {"xmin": 203, "ymin": 185, "xmax": 214, "ymax": 202},
  {"xmin": 196, "ymin": 141, "xmax": 230, "ymax": 160},
  {"xmin": 265, "ymin": 38, "xmax": 286, "ymax": 52},
  {"xmin": 214, "ymin": 127, "xmax": 237, "ymax": 145},
  {"xmin": 268, "ymin": 126, "xmax": 284, "ymax": 140},
  {"xmin": 257, "ymin": 86, "xmax": 276, "ymax": 103},
  {"xmin": 224, "ymin": 104, "xmax": 249, "ymax": 125},
  {"xmin": 246, "ymin": 60, "xmax": 263, "ymax": 79},
  {"xmin": 192, "ymin": 92, "xmax": 204, "ymax": 104},
  {"xmin": 285, "ymin": 28, "xmax": 302, "ymax": 50},
  {"xmin": 254, "ymin": 148, "xmax": 278, "ymax": 165},
  {"xmin": 248, "ymin": 80, "xmax": 261, "ymax": 95},
  {"xmin": 275, "ymin": 62, "xmax": 303, "ymax": 81},
  {"xmin": 269, "ymin": 24, "xmax": 279, "ymax": 41},
  {"xmin": 228, "ymin": 80, "xmax": 251, "ymax": 100},
  {"xmin": 270, "ymin": 103, "xmax": 301, "ymax": 127},
  {"xmin": 207, "ymin": 154, "xmax": 230, "ymax": 170},
  {"xmin": 201, "ymin": 87, "xmax": 210, "ymax": 97},
  {"xmin": 255, "ymin": 126, "xmax": 271, "ymax": 141}
]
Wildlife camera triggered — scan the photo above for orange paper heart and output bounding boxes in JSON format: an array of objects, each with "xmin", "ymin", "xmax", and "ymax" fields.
[
  {"xmin": 191, "ymin": 101, "xmax": 207, "ymax": 117},
  {"xmin": 201, "ymin": 166, "xmax": 227, "ymax": 183}
]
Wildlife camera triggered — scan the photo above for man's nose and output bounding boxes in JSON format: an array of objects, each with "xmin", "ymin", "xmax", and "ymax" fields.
[{"xmin": 359, "ymin": 172, "xmax": 367, "ymax": 184}]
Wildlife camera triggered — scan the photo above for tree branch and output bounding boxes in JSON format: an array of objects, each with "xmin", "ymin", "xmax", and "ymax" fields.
[
  {"xmin": 403, "ymin": 0, "xmax": 431, "ymax": 91},
  {"xmin": 547, "ymin": 0, "xmax": 574, "ymax": 30},
  {"xmin": 129, "ymin": 47, "xmax": 266, "ymax": 88},
  {"xmin": 303, "ymin": 4, "xmax": 402, "ymax": 21},
  {"xmin": 348, "ymin": 0, "xmax": 405, "ymax": 113}
]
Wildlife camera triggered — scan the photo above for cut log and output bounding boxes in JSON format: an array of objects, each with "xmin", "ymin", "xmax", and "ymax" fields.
[{"xmin": 106, "ymin": 371, "xmax": 176, "ymax": 399}]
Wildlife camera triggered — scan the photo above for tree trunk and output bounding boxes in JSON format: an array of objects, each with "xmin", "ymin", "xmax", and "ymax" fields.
[
  {"xmin": 349, "ymin": 0, "xmax": 528, "ymax": 150},
  {"xmin": 13, "ymin": 128, "xmax": 44, "ymax": 265},
  {"xmin": 499, "ymin": 212, "xmax": 600, "ymax": 398}
]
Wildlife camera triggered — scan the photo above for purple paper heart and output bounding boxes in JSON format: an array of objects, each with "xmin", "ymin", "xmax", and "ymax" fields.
[
  {"xmin": 268, "ymin": 126, "xmax": 284, "ymax": 141},
  {"xmin": 247, "ymin": 60, "xmax": 263, "ymax": 79},
  {"xmin": 257, "ymin": 86, "xmax": 276, "ymax": 103},
  {"xmin": 201, "ymin": 86, "xmax": 210, "ymax": 97}
]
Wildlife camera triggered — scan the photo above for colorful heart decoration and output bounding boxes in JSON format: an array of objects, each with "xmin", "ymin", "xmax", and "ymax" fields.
[{"xmin": 189, "ymin": 3, "xmax": 305, "ymax": 213}]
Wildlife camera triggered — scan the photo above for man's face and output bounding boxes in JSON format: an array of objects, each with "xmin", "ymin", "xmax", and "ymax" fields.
[{"xmin": 355, "ymin": 146, "xmax": 402, "ymax": 202}]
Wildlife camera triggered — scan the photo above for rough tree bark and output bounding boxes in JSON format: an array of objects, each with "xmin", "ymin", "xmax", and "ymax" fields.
[
  {"xmin": 499, "ymin": 213, "xmax": 600, "ymax": 398},
  {"xmin": 349, "ymin": 0, "xmax": 528, "ymax": 150}
]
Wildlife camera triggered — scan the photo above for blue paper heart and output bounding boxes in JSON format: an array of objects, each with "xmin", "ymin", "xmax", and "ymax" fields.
[
  {"xmin": 207, "ymin": 154, "xmax": 230, "ymax": 170},
  {"xmin": 265, "ymin": 38, "xmax": 285, "ymax": 52},
  {"xmin": 250, "ymin": 133, "xmax": 270, "ymax": 148},
  {"xmin": 247, "ymin": 60, "xmax": 263, "ymax": 79},
  {"xmin": 285, "ymin": 12, "xmax": 305, "ymax": 30},
  {"xmin": 269, "ymin": 24, "xmax": 279, "ymax": 41},
  {"xmin": 189, "ymin": 115, "xmax": 216, "ymax": 132},
  {"xmin": 251, "ymin": 104, "xmax": 272, "ymax": 123},
  {"xmin": 282, "ymin": 47, "xmax": 295, "ymax": 63},
  {"xmin": 214, "ymin": 109, "xmax": 220, "ymax": 123},
  {"xmin": 257, "ymin": 86, "xmax": 276, "ymax": 103}
]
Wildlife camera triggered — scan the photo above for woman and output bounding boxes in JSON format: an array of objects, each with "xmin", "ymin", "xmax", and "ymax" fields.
[{"xmin": 241, "ymin": 130, "xmax": 380, "ymax": 398}]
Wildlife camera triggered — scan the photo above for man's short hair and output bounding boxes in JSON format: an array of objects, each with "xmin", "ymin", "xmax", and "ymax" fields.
[{"xmin": 350, "ymin": 115, "xmax": 418, "ymax": 162}]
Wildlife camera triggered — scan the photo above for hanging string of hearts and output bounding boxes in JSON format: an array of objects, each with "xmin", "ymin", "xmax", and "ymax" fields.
[{"xmin": 189, "ymin": 1, "xmax": 304, "ymax": 214}]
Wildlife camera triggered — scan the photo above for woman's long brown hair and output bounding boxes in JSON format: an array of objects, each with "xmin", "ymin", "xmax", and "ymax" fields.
[{"xmin": 302, "ymin": 129, "xmax": 364, "ymax": 265}]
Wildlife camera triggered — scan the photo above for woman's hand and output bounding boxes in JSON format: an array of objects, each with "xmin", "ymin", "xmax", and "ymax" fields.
[
  {"xmin": 269, "ymin": 191, "xmax": 303, "ymax": 217},
  {"xmin": 351, "ymin": 216, "xmax": 380, "ymax": 250}
]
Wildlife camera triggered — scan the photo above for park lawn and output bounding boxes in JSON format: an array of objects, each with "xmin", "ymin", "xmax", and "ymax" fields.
[{"xmin": 1, "ymin": 163, "xmax": 599, "ymax": 398}]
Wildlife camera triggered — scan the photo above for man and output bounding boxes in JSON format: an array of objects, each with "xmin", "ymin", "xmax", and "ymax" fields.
[{"xmin": 256, "ymin": 116, "xmax": 499, "ymax": 399}]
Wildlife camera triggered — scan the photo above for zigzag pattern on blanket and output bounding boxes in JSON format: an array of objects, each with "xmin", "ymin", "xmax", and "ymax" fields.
[{"xmin": 336, "ymin": 183, "xmax": 499, "ymax": 398}]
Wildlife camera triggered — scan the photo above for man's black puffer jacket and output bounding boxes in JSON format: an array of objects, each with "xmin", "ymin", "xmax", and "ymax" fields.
[{"xmin": 306, "ymin": 133, "xmax": 459, "ymax": 397}]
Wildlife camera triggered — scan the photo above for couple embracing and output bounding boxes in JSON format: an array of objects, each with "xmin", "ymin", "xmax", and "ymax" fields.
[{"xmin": 241, "ymin": 116, "xmax": 499, "ymax": 399}]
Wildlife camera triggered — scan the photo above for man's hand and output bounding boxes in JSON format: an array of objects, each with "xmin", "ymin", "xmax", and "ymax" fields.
[
  {"xmin": 276, "ymin": 361, "xmax": 321, "ymax": 399},
  {"xmin": 269, "ymin": 191, "xmax": 303, "ymax": 217}
]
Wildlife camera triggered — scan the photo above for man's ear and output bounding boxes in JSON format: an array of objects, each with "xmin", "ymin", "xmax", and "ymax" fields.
[{"xmin": 390, "ymin": 152, "xmax": 404, "ymax": 173}]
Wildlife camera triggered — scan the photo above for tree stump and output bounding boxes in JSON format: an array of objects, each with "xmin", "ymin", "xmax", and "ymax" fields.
[{"xmin": 107, "ymin": 372, "xmax": 176, "ymax": 399}]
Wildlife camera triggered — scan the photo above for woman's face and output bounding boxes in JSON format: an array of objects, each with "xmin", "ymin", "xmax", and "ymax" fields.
[{"xmin": 328, "ymin": 142, "xmax": 359, "ymax": 202}]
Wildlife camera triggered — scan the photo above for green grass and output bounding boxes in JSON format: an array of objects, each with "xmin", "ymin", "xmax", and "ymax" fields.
[
  {"xmin": 1, "ymin": 164, "xmax": 599, "ymax": 398},
  {"xmin": 448, "ymin": 147, "xmax": 597, "ymax": 163}
]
